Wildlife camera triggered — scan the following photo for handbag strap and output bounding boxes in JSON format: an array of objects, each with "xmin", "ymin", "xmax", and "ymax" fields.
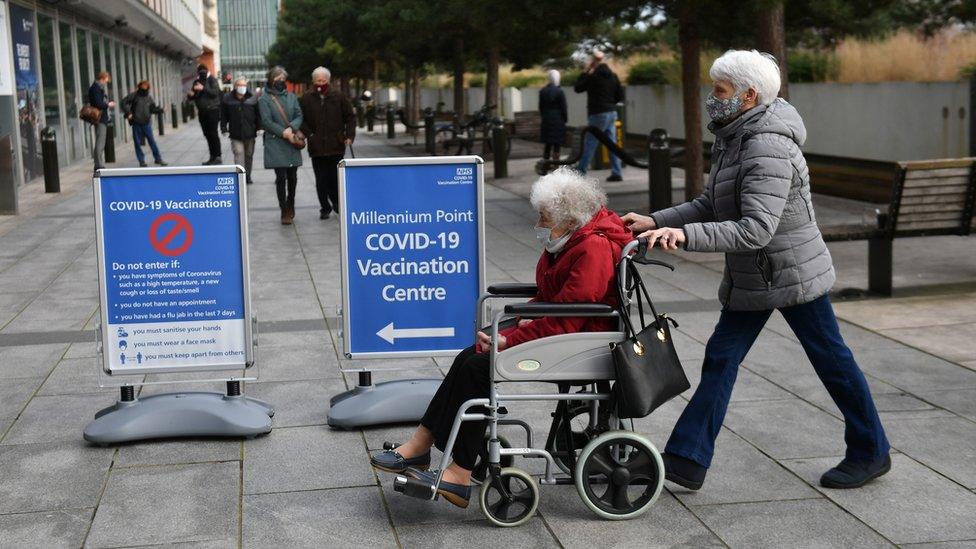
[
  {"xmin": 269, "ymin": 94, "xmax": 291, "ymax": 130},
  {"xmin": 615, "ymin": 256, "xmax": 663, "ymax": 341}
]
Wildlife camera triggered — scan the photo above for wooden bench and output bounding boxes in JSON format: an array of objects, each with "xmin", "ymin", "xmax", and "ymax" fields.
[
  {"xmin": 820, "ymin": 158, "xmax": 976, "ymax": 295},
  {"xmin": 512, "ymin": 111, "xmax": 542, "ymax": 140}
]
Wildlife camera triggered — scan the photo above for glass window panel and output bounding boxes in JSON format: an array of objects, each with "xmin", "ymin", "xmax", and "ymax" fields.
[
  {"xmin": 77, "ymin": 29, "xmax": 90, "ymax": 84},
  {"xmin": 37, "ymin": 14, "xmax": 65, "ymax": 163},
  {"xmin": 59, "ymin": 22, "xmax": 79, "ymax": 161},
  {"xmin": 91, "ymin": 33, "xmax": 101, "ymax": 74}
]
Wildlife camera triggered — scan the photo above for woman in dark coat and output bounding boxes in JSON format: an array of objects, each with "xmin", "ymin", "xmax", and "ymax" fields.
[{"xmin": 538, "ymin": 69, "xmax": 567, "ymax": 160}]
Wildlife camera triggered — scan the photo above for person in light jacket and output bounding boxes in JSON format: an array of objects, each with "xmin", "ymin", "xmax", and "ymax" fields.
[
  {"xmin": 624, "ymin": 50, "xmax": 890, "ymax": 491},
  {"xmin": 221, "ymin": 77, "xmax": 260, "ymax": 185}
]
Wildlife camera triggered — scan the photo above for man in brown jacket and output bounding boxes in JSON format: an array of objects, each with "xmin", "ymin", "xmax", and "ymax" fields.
[{"xmin": 299, "ymin": 66, "xmax": 356, "ymax": 219}]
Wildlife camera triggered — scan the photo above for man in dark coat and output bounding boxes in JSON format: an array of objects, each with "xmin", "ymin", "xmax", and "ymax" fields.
[
  {"xmin": 88, "ymin": 71, "xmax": 116, "ymax": 173},
  {"xmin": 574, "ymin": 51, "xmax": 625, "ymax": 181},
  {"xmin": 186, "ymin": 63, "xmax": 223, "ymax": 164},
  {"xmin": 221, "ymin": 77, "xmax": 260, "ymax": 184},
  {"xmin": 299, "ymin": 66, "xmax": 356, "ymax": 219},
  {"xmin": 121, "ymin": 80, "xmax": 167, "ymax": 167}
]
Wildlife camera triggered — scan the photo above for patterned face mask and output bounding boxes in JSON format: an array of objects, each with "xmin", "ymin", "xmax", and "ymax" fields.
[{"xmin": 705, "ymin": 92, "xmax": 744, "ymax": 123}]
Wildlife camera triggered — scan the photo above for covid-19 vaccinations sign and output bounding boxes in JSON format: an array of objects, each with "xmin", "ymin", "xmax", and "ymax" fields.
[
  {"xmin": 94, "ymin": 167, "xmax": 253, "ymax": 375},
  {"xmin": 339, "ymin": 157, "xmax": 485, "ymax": 358}
]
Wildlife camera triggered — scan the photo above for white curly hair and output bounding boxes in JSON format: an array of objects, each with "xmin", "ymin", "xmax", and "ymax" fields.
[{"xmin": 530, "ymin": 167, "xmax": 607, "ymax": 229}]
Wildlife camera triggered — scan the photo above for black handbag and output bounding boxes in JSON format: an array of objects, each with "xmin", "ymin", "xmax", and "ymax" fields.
[{"xmin": 610, "ymin": 258, "xmax": 690, "ymax": 418}]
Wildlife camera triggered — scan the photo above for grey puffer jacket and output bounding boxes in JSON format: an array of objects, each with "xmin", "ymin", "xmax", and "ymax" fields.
[{"xmin": 651, "ymin": 98, "xmax": 835, "ymax": 311}]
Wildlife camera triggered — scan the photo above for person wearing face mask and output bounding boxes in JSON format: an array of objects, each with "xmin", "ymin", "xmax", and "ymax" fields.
[
  {"xmin": 187, "ymin": 64, "xmax": 223, "ymax": 165},
  {"xmin": 258, "ymin": 66, "xmax": 304, "ymax": 225},
  {"xmin": 299, "ymin": 66, "xmax": 355, "ymax": 220},
  {"xmin": 220, "ymin": 77, "xmax": 260, "ymax": 185},
  {"xmin": 622, "ymin": 50, "xmax": 891, "ymax": 492},
  {"xmin": 121, "ymin": 80, "xmax": 167, "ymax": 167},
  {"xmin": 369, "ymin": 167, "xmax": 632, "ymax": 509}
]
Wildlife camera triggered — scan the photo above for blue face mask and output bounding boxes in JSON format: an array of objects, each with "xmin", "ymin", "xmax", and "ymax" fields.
[{"xmin": 705, "ymin": 92, "xmax": 744, "ymax": 124}]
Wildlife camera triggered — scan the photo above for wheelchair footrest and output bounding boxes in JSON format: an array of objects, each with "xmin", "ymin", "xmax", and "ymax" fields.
[{"xmin": 394, "ymin": 475, "xmax": 436, "ymax": 500}]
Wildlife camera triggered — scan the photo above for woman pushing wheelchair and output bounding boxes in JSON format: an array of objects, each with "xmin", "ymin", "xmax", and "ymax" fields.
[{"xmin": 370, "ymin": 167, "xmax": 633, "ymax": 508}]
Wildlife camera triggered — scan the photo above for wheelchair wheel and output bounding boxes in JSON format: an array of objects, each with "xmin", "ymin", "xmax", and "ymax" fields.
[
  {"xmin": 574, "ymin": 431, "xmax": 664, "ymax": 520},
  {"xmin": 551, "ymin": 402, "xmax": 628, "ymax": 475},
  {"xmin": 472, "ymin": 434, "xmax": 514, "ymax": 483},
  {"xmin": 479, "ymin": 467, "xmax": 539, "ymax": 528}
]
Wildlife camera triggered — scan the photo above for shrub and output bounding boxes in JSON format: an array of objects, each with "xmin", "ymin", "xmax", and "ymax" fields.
[
  {"xmin": 508, "ymin": 73, "xmax": 547, "ymax": 88},
  {"xmin": 468, "ymin": 74, "xmax": 485, "ymax": 87},
  {"xmin": 788, "ymin": 51, "xmax": 839, "ymax": 83},
  {"xmin": 559, "ymin": 68, "xmax": 581, "ymax": 87},
  {"xmin": 627, "ymin": 59, "xmax": 679, "ymax": 85},
  {"xmin": 960, "ymin": 61, "xmax": 976, "ymax": 80}
]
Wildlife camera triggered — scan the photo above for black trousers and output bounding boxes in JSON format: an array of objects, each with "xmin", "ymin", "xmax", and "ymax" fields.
[
  {"xmin": 198, "ymin": 108, "xmax": 222, "ymax": 159},
  {"xmin": 311, "ymin": 154, "xmax": 343, "ymax": 214},
  {"xmin": 420, "ymin": 345, "xmax": 490, "ymax": 470},
  {"xmin": 274, "ymin": 167, "xmax": 298, "ymax": 207},
  {"xmin": 543, "ymin": 143, "xmax": 561, "ymax": 160}
]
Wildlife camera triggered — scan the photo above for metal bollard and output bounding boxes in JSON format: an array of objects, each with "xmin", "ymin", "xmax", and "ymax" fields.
[
  {"xmin": 181, "ymin": 102, "xmax": 188, "ymax": 123},
  {"xmin": 492, "ymin": 120, "xmax": 508, "ymax": 179},
  {"xmin": 386, "ymin": 106, "xmax": 395, "ymax": 139},
  {"xmin": 171, "ymin": 104, "xmax": 178, "ymax": 129},
  {"xmin": 647, "ymin": 129, "xmax": 672, "ymax": 212},
  {"xmin": 105, "ymin": 124, "xmax": 116, "ymax": 164},
  {"xmin": 366, "ymin": 105, "xmax": 374, "ymax": 132},
  {"xmin": 41, "ymin": 127, "xmax": 59, "ymax": 193},
  {"xmin": 156, "ymin": 109, "xmax": 165, "ymax": 136},
  {"xmin": 424, "ymin": 111, "xmax": 435, "ymax": 155}
]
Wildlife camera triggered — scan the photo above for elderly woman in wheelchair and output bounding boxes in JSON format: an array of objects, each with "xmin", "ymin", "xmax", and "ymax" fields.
[{"xmin": 370, "ymin": 167, "xmax": 669, "ymax": 526}]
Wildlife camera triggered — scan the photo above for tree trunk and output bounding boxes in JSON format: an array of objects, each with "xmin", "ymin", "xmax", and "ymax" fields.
[
  {"xmin": 453, "ymin": 37, "xmax": 465, "ymax": 115},
  {"xmin": 757, "ymin": 0, "xmax": 789, "ymax": 99},
  {"xmin": 404, "ymin": 70, "xmax": 414, "ymax": 130},
  {"xmin": 372, "ymin": 58, "xmax": 379, "ymax": 91},
  {"xmin": 679, "ymin": 5, "xmax": 704, "ymax": 200},
  {"xmin": 411, "ymin": 71, "xmax": 422, "ymax": 124},
  {"xmin": 340, "ymin": 76, "xmax": 350, "ymax": 97},
  {"xmin": 485, "ymin": 46, "xmax": 500, "ymax": 116}
]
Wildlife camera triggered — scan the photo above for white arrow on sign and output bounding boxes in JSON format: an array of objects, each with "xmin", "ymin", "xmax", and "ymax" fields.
[{"xmin": 377, "ymin": 322, "xmax": 455, "ymax": 344}]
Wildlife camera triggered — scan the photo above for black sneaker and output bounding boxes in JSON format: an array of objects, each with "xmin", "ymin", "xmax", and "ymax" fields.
[
  {"xmin": 820, "ymin": 454, "xmax": 891, "ymax": 489},
  {"xmin": 663, "ymin": 452, "xmax": 707, "ymax": 491},
  {"xmin": 606, "ymin": 174, "xmax": 623, "ymax": 182},
  {"xmin": 320, "ymin": 211, "xmax": 331, "ymax": 220},
  {"xmin": 155, "ymin": 160, "xmax": 168, "ymax": 166},
  {"xmin": 139, "ymin": 162, "xmax": 148, "ymax": 167}
]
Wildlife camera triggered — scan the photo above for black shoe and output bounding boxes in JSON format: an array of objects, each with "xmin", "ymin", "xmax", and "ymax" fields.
[
  {"xmin": 320, "ymin": 211, "xmax": 331, "ymax": 220},
  {"xmin": 139, "ymin": 162, "xmax": 148, "ymax": 167},
  {"xmin": 663, "ymin": 452, "xmax": 706, "ymax": 491},
  {"xmin": 213, "ymin": 156, "xmax": 222, "ymax": 165},
  {"xmin": 820, "ymin": 454, "xmax": 891, "ymax": 489},
  {"xmin": 155, "ymin": 160, "xmax": 168, "ymax": 166},
  {"xmin": 370, "ymin": 448, "xmax": 431, "ymax": 474},
  {"xmin": 406, "ymin": 469, "xmax": 472, "ymax": 508},
  {"xmin": 246, "ymin": 178, "xmax": 254, "ymax": 185},
  {"xmin": 606, "ymin": 173, "xmax": 623, "ymax": 182}
]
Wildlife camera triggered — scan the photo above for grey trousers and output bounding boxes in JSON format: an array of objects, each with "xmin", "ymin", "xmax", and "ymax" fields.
[
  {"xmin": 231, "ymin": 139, "xmax": 255, "ymax": 182},
  {"xmin": 93, "ymin": 123, "xmax": 107, "ymax": 169}
]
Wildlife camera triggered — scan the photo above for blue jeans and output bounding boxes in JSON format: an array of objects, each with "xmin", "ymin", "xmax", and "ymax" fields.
[
  {"xmin": 576, "ymin": 111, "xmax": 621, "ymax": 176},
  {"xmin": 132, "ymin": 123, "xmax": 162, "ymax": 164},
  {"xmin": 665, "ymin": 294, "xmax": 890, "ymax": 468}
]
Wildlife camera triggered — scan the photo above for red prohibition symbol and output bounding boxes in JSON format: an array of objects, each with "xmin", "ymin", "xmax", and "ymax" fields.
[{"xmin": 149, "ymin": 212, "xmax": 194, "ymax": 256}]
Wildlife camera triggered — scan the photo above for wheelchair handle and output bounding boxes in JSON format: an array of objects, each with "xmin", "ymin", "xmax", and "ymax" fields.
[{"xmin": 630, "ymin": 238, "xmax": 676, "ymax": 270}]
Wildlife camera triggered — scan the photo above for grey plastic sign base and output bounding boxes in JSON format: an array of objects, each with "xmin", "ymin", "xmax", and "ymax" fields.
[
  {"xmin": 83, "ymin": 392, "xmax": 275, "ymax": 445},
  {"xmin": 328, "ymin": 379, "xmax": 440, "ymax": 429}
]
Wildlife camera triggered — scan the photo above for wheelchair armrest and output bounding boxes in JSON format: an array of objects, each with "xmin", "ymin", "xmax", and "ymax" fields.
[
  {"xmin": 502, "ymin": 302, "xmax": 616, "ymax": 318},
  {"xmin": 487, "ymin": 283, "xmax": 538, "ymax": 297}
]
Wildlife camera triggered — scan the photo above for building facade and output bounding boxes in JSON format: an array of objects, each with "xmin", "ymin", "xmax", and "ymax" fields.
[
  {"xmin": 217, "ymin": 0, "xmax": 279, "ymax": 86},
  {"xmin": 0, "ymin": 0, "xmax": 207, "ymax": 213}
]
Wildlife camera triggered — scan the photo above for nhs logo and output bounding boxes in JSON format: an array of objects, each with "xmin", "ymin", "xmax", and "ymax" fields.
[{"xmin": 456, "ymin": 167, "xmax": 473, "ymax": 176}]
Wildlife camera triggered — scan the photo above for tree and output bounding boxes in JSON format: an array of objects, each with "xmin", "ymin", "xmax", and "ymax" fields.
[{"xmin": 757, "ymin": 0, "xmax": 789, "ymax": 99}]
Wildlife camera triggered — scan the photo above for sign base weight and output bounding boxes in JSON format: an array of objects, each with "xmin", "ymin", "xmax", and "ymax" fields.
[
  {"xmin": 84, "ymin": 385, "xmax": 274, "ymax": 445},
  {"xmin": 328, "ymin": 375, "xmax": 440, "ymax": 429}
]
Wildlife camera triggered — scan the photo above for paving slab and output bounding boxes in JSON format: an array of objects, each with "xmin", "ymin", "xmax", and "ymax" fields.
[
  {"xmin": 243, "ymin": 425, "xmax": 374, "ymax": 494},
  {"xmin": 114, "ymin": 438, "xmax": 242, "ymax": 468},
  {"xmin": 2, "ymin": 392, "xmax": 118, "ymax": 445},
  {"xmin": 0, "ymin": 343, "xmax": 68, "ymax": 379},
  {"xmin": 244, "ymin": 487, "xmax": 396, "ymax": 548},
  {"xmin": 692, "ymin": 498, "xmax": 893, "ymax": 548},
  {"xmin": 852, "ymin": 346, "xmax": 976, "ymax": 391},
  {"xmin": 722, "ymin": 399, "xmax": 847, "ymax": 459},
  {"xmin": 0, "ymin": 442, "xmax": 113, "ymax": 514},
  {"xmin": 782, "ymin": 454, "xmax": 976, "ymax": 545},
  {"xmin": 916, "ymin": 389, "xmax": 976, "ymax": 421},
  {"xmin": 880, "ymin": 323, "xmax": 976, "ymax": 364},
  {"xmin": 37, "ymin": 357, "xmax": 106, "ymax": 396},
  {"xmin": 882, "ymin": 415, "xmax": 976, "ymax": 489},
  {"xmin": 86, "ymin": 461, "xmax": 239, "ymax": 548},
  {"xmin": 245, "ymin": 378, "xmax": 346, "ymax": 428},
  {"xmin": 0, "ymin": 508, "xmax": 93, "ymax": 548},
  {"xmin": 396, "ymin": 516, "xmax": 559, "ymax": 548},
  {"xmin": 538, "ymin": 486, "xmax": 725, "ymax": 548},
  {"xmin": 0, "ymin": 377, "xmax": 42, "ymax": 419}
]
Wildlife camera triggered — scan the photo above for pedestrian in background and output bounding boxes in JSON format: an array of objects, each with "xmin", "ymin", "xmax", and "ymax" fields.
[
  {"xmin": 258, "ymin": 66, "xmax": 304, "ymax": 225},
  {"xmin": 88, "ymin": 71, "xmax": 116, "ymax": 174},
  {"xmin": 121, "ymin": 80, "xmax": 167, "ymax": 167},
  {"xmin": 299, "ymin": 66, "xmax": 355, "ymax": 220},
  {"xmin": 574, "ymin": 50, "xmax": 624, "ymax": 181},
  {"xmin": 187, "ymin": 63, "xmax": 223, "ymax": 165},
  {"xmin": 221, "ymin": 76, "xmax": 260, "ymax": 185},
  {"xmin": 538, "ymin": 69, "xmax": 567, "ymax": 161}
]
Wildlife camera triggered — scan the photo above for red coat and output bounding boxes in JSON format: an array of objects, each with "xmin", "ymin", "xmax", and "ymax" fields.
[{"xmin": 501, "ymin": 207, "xmax": 633, "ymax": 348}]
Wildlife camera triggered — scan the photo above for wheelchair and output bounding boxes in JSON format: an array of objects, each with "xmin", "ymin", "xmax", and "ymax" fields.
[{"xmin": 394, "ymin": 239, "xmax": 677, "ymax": 527}]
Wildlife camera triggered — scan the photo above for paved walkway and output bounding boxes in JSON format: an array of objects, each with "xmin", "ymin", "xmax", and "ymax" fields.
[{"xmin": 0, "ymin": 123, "xmax": 974, "ymax": 548}]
